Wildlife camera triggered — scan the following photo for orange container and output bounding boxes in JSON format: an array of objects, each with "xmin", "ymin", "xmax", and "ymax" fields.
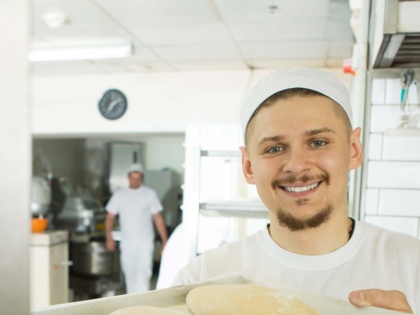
[{"xmin": 32, "ymin": 217, "xmax": 48, "ymax": 233}]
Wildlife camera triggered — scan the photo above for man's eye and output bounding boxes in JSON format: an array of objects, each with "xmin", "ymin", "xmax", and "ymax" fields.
[
  {"xmin": 312, "ymin": 140, "xmax": 326, "ymax": 147},
  {"xmin": 267, "ymin": 146, "xmax": 283, "ymax": 153}
]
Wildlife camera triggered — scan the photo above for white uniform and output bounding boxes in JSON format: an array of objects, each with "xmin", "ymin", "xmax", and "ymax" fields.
[
  {"xmin": 106, "ymin": 185, "xmax": 163, "ymax": 293},
  {"xmin": 173, "ymin": 221, "xmax": 420, "ymax": 313}
]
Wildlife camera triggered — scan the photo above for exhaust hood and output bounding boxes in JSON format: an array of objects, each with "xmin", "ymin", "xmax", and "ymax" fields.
[{"xmin": 372, "ymin": 0, "xmax": 420, "ymax": 69}]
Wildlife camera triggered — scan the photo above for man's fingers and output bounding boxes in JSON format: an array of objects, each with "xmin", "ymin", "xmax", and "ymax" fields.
[{"xmin": 349, "ymin": 289, "xmax": 413, "ymax": 314}]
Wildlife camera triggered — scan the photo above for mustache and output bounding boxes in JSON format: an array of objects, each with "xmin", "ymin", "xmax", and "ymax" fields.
[{"xmin": 271, "ymin": 173, "xmax": 329, "ymax": 189}]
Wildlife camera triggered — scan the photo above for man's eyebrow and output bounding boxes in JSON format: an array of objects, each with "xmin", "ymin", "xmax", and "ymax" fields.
[
  {"xmin": 305, "ymin": 127, "xmax": 336, "ymax": 136},
  {"xmin": 257, "ymin": 128, "xmax": 336, "ymax": 146},
  {"xmin": 257, "ymin": 135, "xmax": 285, "ymax": 146}
]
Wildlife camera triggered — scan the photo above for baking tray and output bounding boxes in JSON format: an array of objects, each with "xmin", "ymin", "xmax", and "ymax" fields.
[{"xmin": 31, "ymin": 275, "xmax": 406, "ymax": 315}]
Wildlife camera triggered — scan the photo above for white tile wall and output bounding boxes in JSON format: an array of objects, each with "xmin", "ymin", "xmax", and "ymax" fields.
[
  {"xmin": 383, "ymin": 135, "xmax": 420, "ymax": 161},
  {"xmin": 364, "ymin": 188, "xmax": 379, "ymax": 215},
  {"xmin": 364, "ymin": 78, "xmax": 420, "ymax": 238},
  {"xmin": 378, "ymin": 189, "xmax": 420, "ymax": 217},
  {"xmin": 370, "ymin": 106, "xmax": 402, "ymax": 132},
  {"xmin": 367, "ymin": 133, "xmax": 382, "ymax": 160},
  {"xmin": 367, "ymin": 161, "xmax": 420, "ymax": 189},
  {"xmin": 385, "ymin": 79, "xmax": 402, "ymax": 105},
  {"xmin": 371, "ymin": 78, "xmax": 386, "ymax": 104}
]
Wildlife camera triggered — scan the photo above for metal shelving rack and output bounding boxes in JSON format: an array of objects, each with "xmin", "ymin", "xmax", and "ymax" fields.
[{"xmin": 182, "ymin": 144, "xmax": 268, "ymax": 260}]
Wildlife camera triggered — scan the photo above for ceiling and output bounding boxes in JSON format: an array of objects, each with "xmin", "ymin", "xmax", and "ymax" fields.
[{"xmin": 31, "ymin": 0, "xmax": 355, "ymax": 76}]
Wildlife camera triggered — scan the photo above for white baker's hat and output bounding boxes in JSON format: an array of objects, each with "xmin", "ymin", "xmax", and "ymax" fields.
[
  {"xmin": 239, "ymin": 68, "xmax": 352, "ymax": 141},
  {"xmin": 128, "ymin": 163, "xmax": 143, "ymax": 174}
]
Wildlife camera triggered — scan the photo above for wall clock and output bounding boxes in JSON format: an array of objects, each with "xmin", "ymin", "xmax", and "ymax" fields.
[{"xmin": 98, "ymin": 89, "xmax": 128, "ymax": 120}]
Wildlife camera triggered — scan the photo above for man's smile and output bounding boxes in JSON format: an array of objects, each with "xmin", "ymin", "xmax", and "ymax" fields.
[{"xmin": 283, "ymin": 182, "xmax": 320, "ymax": 193}]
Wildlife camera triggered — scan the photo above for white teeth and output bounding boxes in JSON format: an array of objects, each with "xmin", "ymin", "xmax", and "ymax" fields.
[{"xmin": 284, "ymin": 183, "xmax": 318, "ymax": 193}]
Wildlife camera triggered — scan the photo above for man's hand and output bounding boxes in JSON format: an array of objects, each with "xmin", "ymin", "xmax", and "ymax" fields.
[
  {"xmin": 106, "ymin": 238, "xmax": 116, "ymax": 251},
  {"xmin": 349, "ymin": 289, "xmax": 413, "ymax": 314},
  {"xmin": 105, "ymin": 212, "xmax": 117, "ymax": 251}
]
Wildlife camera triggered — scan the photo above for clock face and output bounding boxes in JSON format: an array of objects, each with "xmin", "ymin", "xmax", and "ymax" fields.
[{"xmin": 98, "ymin": 89, "xmax": 128, "ymax": 120}]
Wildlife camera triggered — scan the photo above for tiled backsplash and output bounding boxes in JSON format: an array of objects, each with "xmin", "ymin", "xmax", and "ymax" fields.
[{"xmin": 364, "ymin": 77, "xmax": 420, "ymax": 238}]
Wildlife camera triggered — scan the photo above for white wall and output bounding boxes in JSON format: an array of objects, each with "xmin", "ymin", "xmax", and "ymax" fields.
[
  {"xmin": 363, "ymin": 74, "xmax": 420, "ymax": 238},
  {"xmin": 32, "ymin": 71, "xmax": 253, "ymax": 135}
]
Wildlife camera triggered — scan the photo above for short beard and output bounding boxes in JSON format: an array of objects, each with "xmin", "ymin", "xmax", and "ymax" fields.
[{"xmin": 276, "ymin": 202, "xmax": 333, "ymax": 232}]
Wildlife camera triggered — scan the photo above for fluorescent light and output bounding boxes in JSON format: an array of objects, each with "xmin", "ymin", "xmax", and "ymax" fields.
[{"xmin": 28, "ymin": 43, "xmax": 132, "ymax": 62}]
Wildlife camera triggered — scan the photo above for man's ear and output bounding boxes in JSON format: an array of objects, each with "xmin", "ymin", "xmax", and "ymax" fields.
[
  {"xmin": 349, "ymin": 127, "xmax": 364, "ymax": 170},
  {"xmin": 240, "ymin": 146, "xmax": 255, "ymax": 184}
]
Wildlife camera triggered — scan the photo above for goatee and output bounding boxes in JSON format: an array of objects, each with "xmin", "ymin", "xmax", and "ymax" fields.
[{"xmin": 276, "ymin": 202, "xmax": 333, "ymax": 231}]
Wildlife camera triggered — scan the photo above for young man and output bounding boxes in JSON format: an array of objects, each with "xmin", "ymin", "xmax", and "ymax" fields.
[
  {"xmin": 105, "ymin": 163, "xmax": 168, "ymax": 293},
  {"xmin": 173, "ymin": 68, "xmax": 419, "ymax": 313}
]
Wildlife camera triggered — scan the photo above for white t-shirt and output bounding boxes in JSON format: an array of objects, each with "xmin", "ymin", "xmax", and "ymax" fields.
[
  {"xmin": 173, "ymin": 221, "xmax": 420, "ymax": 313},
  {"xmin": 106, "ymin": 185, "xmax": 163, "ymax": 247}
]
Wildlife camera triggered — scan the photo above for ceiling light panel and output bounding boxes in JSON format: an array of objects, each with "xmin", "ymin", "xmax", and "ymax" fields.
[{"xmin": 29, "ymin": 43, "xmax": 132, "ymax": 62}]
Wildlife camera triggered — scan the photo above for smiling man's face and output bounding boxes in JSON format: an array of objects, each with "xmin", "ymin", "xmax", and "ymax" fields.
[{"xmin": 240, "ymin": 94, "xmax": 362, "ymax": 231}]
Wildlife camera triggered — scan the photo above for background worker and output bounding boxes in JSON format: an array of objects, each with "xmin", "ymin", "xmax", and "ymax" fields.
[
  {"xmin": 105, "ymin": 163, "xmax": 168, "ymax": 293},
  {"xmin": 173, "ymin": 68, "xmax": 419, "ymax": 313}
]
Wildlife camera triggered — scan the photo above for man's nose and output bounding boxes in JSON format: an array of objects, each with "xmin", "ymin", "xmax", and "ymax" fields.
[{"xmin": 283, "ymin": 148, "xmax": 311, "ymax": 174}]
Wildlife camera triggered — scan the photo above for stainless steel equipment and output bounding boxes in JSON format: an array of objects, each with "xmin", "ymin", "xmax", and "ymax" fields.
[
  {"xmin": 32, "ymin": 148, "xmax": 53, "ymax": 217},
  {"xmin": 49, "ymin": 177, "xmax": 124, "ymax": 300},
  {"xmin": 371, "ymin": 0, "xmax": 420, "ymax": 68},
  {"xmin": 70, "ymin": 240, "xmax": 119, "ymax": 276},
  {"xmin": 69, "ymin": 235, "xmax": 124, "ymax": 300},
  {"xmin": 143, "ymin": 169, "xmax": 181, "ymax": 229},
  {"xmin": 31, "ymin": 176, "xmax": 52, "ymax": 216},
  {"xmin": 55, "ymin": 195, "xmax": 105, "ymax": 233},
  {"xmin": 53, "ymin": 178, "xmax": 105, "ymax": 233}
]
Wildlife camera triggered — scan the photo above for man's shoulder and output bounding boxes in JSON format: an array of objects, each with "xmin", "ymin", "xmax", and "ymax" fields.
[
  {"xmin": 116, "ymin": 185, "xmax": 156, "ymax": 195},
  {"xmin": 173, "ymin": 230, "xmax": 266, "ymax": 285},
  {"xmin": 138, "ymin": 185, "xmax": 159, "ymax": 197},
  {"xmin": 363, "ymin": 221, "xmax": 418, "ymax": 239},
  {"xmin": 113, "ymin": 187, "xmax": 131, "ymax": 195},
  {"xmin": 140, "ymin": 185, "xmax": 154, "ymax": 192},
  {"xmin": 362, "ymin": 221, "xmax": 420, "ymax": 252}
]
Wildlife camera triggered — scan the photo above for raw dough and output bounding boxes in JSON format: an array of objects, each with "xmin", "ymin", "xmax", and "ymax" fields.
[
  {"xmin": 186, "ymin": 284, "xmax": 320, "ymax": 315},
  {"xmin": 108, "ymin": 305, "xmax": 181, "ymax": 315}
]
